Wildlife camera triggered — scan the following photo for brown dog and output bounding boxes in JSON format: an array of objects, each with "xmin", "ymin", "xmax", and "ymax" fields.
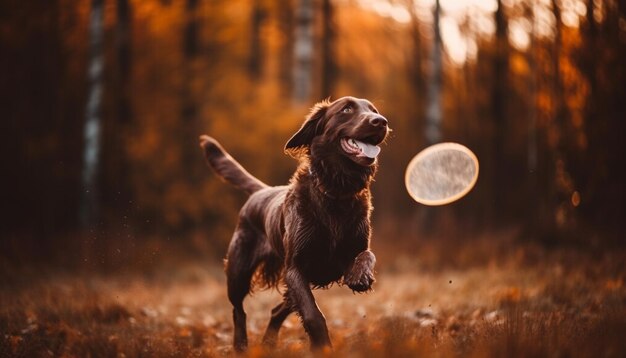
[{"xmin": 199, "ymin": 96, "xmax": 389, "ymax": 351}]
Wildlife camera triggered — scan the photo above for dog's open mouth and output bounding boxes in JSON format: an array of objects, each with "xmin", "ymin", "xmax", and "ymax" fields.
[{"xmin": 340, "ymin": 137, "xmax": 381, "ymax": 159}]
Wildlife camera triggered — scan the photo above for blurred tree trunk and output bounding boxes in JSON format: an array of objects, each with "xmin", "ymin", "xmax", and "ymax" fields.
[
  {"xmin": 491, "ymin": 0, "xmax": 509, "ymax": 223},
  {"xmin": 584, "ymin": 0, "xmax": 626, "ymax": 234},
  {"xmin": 525, "ymin": 1, "xmax": 539, "ymax": 238},
  {"xmin": 420, "ymin": 0, "xmax": 442, "ymax": 233},
  {"xmin": 80, "ymin": 0, "xmax": 105, "ymax": 229},
  {"xmin": 582, "ymin": 0, "xmax": 597, "ymax": 100},
  {"xmin": 116, "ymin": 0, "xmax": 132, "ymax": 127},
  {"xmin": 614, "ymin": 0, "xmax": 626, "ymax": 229},
  {"xmin": 293, "ymin": 0, "xmax": 314, "ymax": 103},
  {"xmin": 549, "ymin": 0, "xmax": 569, "ymax": 237},
  {"xmin": 112, "ymin": 0, "xmax": 134, "ymax": 252},
  {"xmin": 248, "ymin": 0, "xmax": 266, "ymax": 79},
  {"xmin": 278, "ymin": 0, "xmax": 294, "ymax": 95},
  {"xmin": 321, "ymin": 0, "xmax": 336, "ymax": 97},
  {"xmin": 425, "ymin": 0, "xmax": 442, "ymax": 145},
  {"xmin": 407, "ymin": 0, "xmax": 425, "ymax": 139},
  {"xmin": 184, "ymin": 0, "xmax": 199, "ymax": 58},
  {"xmin": 181, "ymin": 0, "xmax": 200, "ymax": 179},
  {"xmin": 101, "ymin": 0, "xmax": 133, "ymax": 222},
  {"xmin": 551, "ymin": 0, "xmax": 564, "ymax": 152},
  {"xmin": 575, "ymin": 0, "xmax": 599, "ymax": 227}
]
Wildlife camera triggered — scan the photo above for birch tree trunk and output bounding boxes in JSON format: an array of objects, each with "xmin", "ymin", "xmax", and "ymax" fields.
[
  {"xmin": 321, "ymin": 0, "xmax": 336, "ymax": 98},
  {"xmin": 293, "ymin": 0, "xmax": 314, "ymax": 103},
  {"xmin": 420, "ymin": 0, "xmax": 442, "ymax": 233},
  {"xmin": 80, "ymin": 0, "xmax": 105, "ymax": 228},
  {"xmin": 425, "ymin": 0, "xmax": 442, "ymax": 145}
]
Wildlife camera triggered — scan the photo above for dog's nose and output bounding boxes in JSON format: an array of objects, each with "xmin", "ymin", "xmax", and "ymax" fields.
[{"xmin": 369, "ymin": 116, "xmax": 388, "ymax": 128}]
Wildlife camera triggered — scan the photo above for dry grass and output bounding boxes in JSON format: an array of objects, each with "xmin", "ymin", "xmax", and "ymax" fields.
[{"xmin": 1, "ymin": 236, "xmax": 625, "ymax": 357}]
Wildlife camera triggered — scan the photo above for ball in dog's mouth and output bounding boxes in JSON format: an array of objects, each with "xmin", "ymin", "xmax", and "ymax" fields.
[{"xmin": 340, "ymin": 137, "xmax": 381, "ymax": 159}]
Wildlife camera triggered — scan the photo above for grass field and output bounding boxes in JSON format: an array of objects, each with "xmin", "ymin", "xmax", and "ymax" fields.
[{"xmin": 1, "ymin": 234, "xmax": 625, "ymax": 357}]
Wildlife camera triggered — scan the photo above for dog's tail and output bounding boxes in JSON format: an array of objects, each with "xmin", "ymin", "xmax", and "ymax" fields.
[{"xmin": 199, "ymin": 135, "xmax": 268, "ymax": 195}]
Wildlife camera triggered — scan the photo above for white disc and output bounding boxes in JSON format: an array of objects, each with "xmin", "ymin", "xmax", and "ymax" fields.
[{"xmin": 405, "ymin": 142, "xmax": 479, "ymax": 206}]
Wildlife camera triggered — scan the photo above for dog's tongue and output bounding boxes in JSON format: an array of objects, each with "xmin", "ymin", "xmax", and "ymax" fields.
[{"xmin": 354, "ymin": 139, "xmax": 381, "ymax": 159}]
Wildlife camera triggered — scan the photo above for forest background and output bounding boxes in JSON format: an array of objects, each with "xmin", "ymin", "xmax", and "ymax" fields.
[{"xmin": 3, "ymin": 0, "xmax": 625, "ymax": 264}]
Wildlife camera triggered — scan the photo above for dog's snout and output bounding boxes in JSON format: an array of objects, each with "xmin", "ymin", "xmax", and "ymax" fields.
[{"xmin": 369, "ymin": 116, "xmax": 388, "ymax": 128}]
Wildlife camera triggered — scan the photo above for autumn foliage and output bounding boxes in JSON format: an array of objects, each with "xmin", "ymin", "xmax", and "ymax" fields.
[{"xmin": 1, "ymin": 0, "xmax": 624, "ymax": 250}]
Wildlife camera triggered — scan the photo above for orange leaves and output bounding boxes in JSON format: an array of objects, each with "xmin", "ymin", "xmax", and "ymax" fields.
[
  {"xmin": 2, "ymin": 242, "xmax": 626, "ymax": 357},
  {"xmin": 510, "ymin": 53, "xmax": 530, "ymax": 76},
  {"xmin": 604, "ymin": 278, "xmax": 623, "ymax": 291},
  {"xmin": 496, "ymin": 286, "xmax": 523, "ymax": 305}
]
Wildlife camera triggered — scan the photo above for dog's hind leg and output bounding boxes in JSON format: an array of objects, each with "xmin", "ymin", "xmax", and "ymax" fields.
[
  {"xmin": 261, "ymin": 300, "xmax": 293, "ymax": 347},
  {"xmin": 225, "ymin": 223, "xmax": 261, "ymax": 352}
]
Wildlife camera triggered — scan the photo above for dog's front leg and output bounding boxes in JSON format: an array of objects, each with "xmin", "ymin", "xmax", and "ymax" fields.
[
  {"xmin": 284, "ymin": 268, "xmax": 332, "ymax": 350},
  {"xmin": 343, "ymin": 250, "xmax": 376, "ymax": 292}
]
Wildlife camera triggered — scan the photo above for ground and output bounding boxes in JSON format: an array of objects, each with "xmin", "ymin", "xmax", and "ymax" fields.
[{"xmin": 1, "ymin": 235, "xmax": 625, "ymax": 357}]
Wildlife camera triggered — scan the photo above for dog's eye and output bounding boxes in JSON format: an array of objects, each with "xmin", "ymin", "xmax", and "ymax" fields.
[{"xmin": 341, "ymin": 106, "xmax": 353, "ymax": 114}]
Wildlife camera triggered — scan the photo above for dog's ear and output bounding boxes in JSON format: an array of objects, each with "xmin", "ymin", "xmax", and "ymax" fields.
[{"xmin": 284, "ymin": 99, "xmax": 331, "ymax": 155}]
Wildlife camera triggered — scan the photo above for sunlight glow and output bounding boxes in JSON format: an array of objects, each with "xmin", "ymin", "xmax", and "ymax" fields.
[
  {"xmin": 561, "ymin": 0, "xmax": 587, "ymax": 28},
  {"xmin": 441, "ymin": 0, "xmax": 497, "ymax": 14},
  {"xmin": 440, "ymin": 17, "xmax": 467, "ymax": 65},
  {"xmin": 358, "ymin": 0, "xmax": 411, "ymax": 23},
  {"xmin": 475, "ymin": 14, "xmax": 496, "ymax": 36},
  {"xmin": 358, "ymin": 0, "xmax": 585, "ymax": 64},
  {"xmin": 534, "ymin": 0, "xmax": 557, "ymax": 38},
  {"xmin": 406, "ymin": 0, "xmax": 497, "ymax": 64},
  {"xmin": 509, "ymin": 18, "xmax": 531, "ymax": 50}
]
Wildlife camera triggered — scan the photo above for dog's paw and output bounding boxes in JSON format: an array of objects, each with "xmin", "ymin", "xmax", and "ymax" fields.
[
  {"xmin": 343, "ymin": 250, "xmax": 376, "ymax": 292},
  {"xmin": 343, "ymin": 265, "xmax": 376, "ymax": 292}
]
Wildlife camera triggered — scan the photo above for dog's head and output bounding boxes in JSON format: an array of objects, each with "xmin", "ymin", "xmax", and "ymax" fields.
[{"xmin": 285, "ymin": 97, "xmax": 389, "ymax": 167}]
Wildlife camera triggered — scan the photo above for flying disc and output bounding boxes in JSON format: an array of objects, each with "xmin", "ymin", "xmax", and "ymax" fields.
[{"xmin": 405, "ymin": 142, "xmax": 479, "ymax": 206}]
